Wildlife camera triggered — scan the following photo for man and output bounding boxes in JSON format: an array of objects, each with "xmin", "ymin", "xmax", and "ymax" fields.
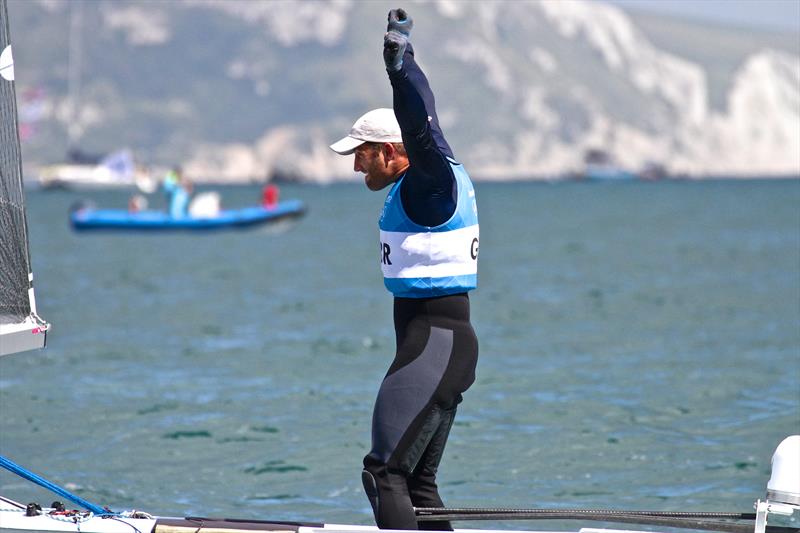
[
  {"xmin": 330, "ymin": 8, "xmax": 480, "ymax": 530},
  {"xmin": 162, "ymin": 166, "xmax": 193, "ymax": 218}
]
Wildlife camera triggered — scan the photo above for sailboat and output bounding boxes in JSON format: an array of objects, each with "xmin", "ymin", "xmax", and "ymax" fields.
[
  {"xmin": 33, "ymin": 1, "xmax": 157, "ymax": 192},
  {"xmin": 37, "ymin": 147, "xmax": 159, "ymax": 192},
  {"xmin": 1, "ymin": 2, "xmax": 799, "ymax": 533},
  {"xmin": 0, "ymin": 1, "xmax": 48, "ymax": 357}
]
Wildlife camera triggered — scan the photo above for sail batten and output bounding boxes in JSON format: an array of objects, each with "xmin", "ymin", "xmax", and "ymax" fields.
[{"xmin": 0, "ymin": 0, "xmax": 48, "ymax": 357}]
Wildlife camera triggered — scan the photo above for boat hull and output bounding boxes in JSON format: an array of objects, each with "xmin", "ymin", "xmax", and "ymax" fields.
[
  {"xmin": 70, "ymin": 200, "xmax": 306, "ymax": 231},
  {"xmin": 0, "ymin": 318, "xmax": 47, "ymax": 357}
]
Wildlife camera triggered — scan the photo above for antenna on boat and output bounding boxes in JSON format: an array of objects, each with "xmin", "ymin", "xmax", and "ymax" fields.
[
  {"xmin": 66, "ymin": 0, "xmax": 83, "ymax": 147},
  {"xmin": 754, "ymin": 435, "xmax": 800, "ymax": 533}
]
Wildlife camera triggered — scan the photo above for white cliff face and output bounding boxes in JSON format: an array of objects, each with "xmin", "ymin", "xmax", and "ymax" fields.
[
  {"xmin": 442, "ymin": 0, "xmax": 799, "ymax": 179},
  {"xmin": 536, "ymin": 0, "xmax": 709, "ymax": 127},
  {"xmin": 184, "ymin": 0, "xmax": 800, "ymax": 180},
  {"xmin": 701, "ymin": 50, "xmax": 800, "ymax": 176},
  {"xmin": 183, "ymin": 0, "xmax": 353, "ymax": 47},
  {"xmin": 20, "ymin": 0, "xmax": 799, "ymax": 181},
  {"xmin": 185, "ymin": 125, "xmax": 356, "ymax": 184},
  {"xmin": 102, "ymin": 5, "xmax": 171, "ymax": 46}
]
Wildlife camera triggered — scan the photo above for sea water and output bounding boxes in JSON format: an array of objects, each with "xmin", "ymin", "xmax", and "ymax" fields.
[{"xmin": 1, "ymin": 180, "xmax": 798, "ymax": 528}]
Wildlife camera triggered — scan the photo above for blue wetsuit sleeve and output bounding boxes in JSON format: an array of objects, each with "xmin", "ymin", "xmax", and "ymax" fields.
[{"xmin": 388, "ymin": 43, "xmax": 456, "ymax": 227}]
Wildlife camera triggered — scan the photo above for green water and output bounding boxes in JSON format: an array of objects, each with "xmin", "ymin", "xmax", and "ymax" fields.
[{"xmin": 1, "ymin": 180, "xmax": 798, "ymax": 527}]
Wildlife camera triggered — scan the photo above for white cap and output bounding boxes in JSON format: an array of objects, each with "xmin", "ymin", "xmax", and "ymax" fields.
[{"xmin": 329, "ymin": 108, "xmax": 402, "ymax": 155}]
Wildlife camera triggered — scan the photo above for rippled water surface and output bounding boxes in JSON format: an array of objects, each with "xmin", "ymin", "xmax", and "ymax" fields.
[{"xmin": 1, "ymin": 180, "xmax": 798, "ymax": 528}]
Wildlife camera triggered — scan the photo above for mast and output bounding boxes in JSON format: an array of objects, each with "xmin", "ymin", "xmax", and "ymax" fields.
[
  {"xmin": 0, "ymin": 0, "xmax": 49, "ymax": 356},
  {"xmin": 66, "ymin": 0, "xmax": 83, "ymax": 147}
]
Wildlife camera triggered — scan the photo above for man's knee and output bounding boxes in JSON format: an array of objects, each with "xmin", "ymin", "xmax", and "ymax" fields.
[{"xmin": 363, "ymin": 461, "xmax": 408, "ymax": 490}]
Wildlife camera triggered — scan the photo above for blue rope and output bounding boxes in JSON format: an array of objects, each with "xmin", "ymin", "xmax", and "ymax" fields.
[{"xmin": 0, "ymin": 455, "xmax": 111, "ymax": 515}]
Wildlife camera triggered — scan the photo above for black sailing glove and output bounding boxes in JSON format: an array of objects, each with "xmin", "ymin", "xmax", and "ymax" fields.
[{"xmin": 383, "ymin": 8, "xmax": 413, "ymax": 72}]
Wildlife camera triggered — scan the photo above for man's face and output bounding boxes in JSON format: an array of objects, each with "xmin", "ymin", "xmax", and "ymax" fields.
[{"xmin": 354, "ymin": 143, "xmax": 395, "ymax": 191}]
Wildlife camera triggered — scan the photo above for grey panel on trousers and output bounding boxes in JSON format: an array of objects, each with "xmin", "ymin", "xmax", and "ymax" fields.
[{"xmin": 369, "ymin": 326, "xmax": 454, "ymax": 464}]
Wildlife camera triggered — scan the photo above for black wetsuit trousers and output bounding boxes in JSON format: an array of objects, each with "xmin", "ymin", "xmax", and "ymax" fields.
[{"xmin": 362, "ymin": 293, "xmax": 478, "ymax": 530}]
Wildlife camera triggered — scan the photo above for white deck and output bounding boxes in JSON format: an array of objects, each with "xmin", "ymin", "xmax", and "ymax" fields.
[{"xmin": 0, "ymin": 502, "xmax": 653, "ymax": 533}]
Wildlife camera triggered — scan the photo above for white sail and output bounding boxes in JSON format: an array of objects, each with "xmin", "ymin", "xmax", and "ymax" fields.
[{"xmin": 0, "ymin": 0, "xmax": 48, "ymax": 357}]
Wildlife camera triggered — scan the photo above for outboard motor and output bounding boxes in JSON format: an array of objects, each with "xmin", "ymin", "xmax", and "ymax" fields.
[{"xmin": 755, "ymin": 435, "xmax": 800, "ymax": 533}]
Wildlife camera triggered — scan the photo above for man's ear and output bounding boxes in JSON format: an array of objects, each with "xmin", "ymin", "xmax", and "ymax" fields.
[
  {"xmin": 380, "ymin": 142, "xmax": 395, "ymax": 168},
  {"xmin": 381, "ymin": 142, "xmax": 396, "ymax": 160}
]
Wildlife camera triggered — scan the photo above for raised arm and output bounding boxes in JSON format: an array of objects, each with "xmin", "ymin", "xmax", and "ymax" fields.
[
  {"xmin": 383, "ymin": 9, "xmax": 456, "ymax": 227},
  {"xmin": 388, "ymin": 44, "xmax": 454, "ymax": 163}
]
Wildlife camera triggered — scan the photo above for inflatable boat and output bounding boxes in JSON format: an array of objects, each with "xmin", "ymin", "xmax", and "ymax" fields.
[{"xmin": 70, "ymin": 199, "xmax": 306, "ymax": 231}]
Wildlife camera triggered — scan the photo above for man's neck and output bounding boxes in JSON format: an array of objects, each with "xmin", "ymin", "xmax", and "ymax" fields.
[{"xmin": 392, "ymin": 162, "xmax": 410, "ymax": 180}]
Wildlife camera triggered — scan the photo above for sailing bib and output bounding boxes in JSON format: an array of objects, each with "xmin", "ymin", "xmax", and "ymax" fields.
[{"xmin": 379, "ymin": 160, "xmax": 479, "ymax": 298}]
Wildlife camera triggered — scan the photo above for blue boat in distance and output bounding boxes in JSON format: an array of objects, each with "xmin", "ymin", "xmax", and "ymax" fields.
[{"xmin": 70, "ymin": 199, "xmax": 306, "ymax": 232}]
